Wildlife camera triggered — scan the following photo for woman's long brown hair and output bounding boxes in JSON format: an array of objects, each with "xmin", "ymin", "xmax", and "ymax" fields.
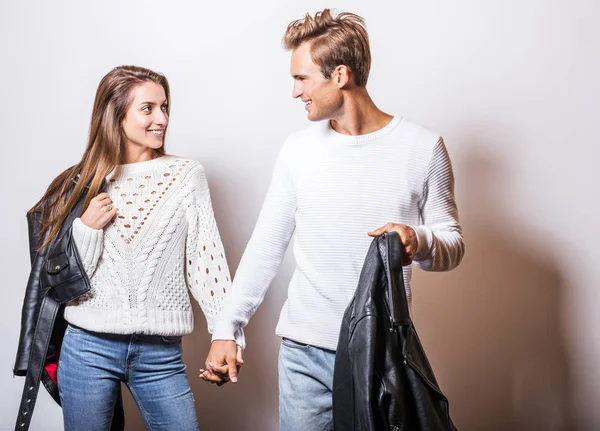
[{"xmin": 30, "ymin": 65, "xmax": 171, "ymax": 249}]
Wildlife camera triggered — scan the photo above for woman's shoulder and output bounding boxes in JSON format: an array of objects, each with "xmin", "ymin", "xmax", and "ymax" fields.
[
  {"xmin": 149, "ymin": 155, "xmax": 205, "ymax": 187},
  {"xmin": 162, "ymin": 154, "xmax": 204, "ymax": 173},
  {"xmin": 161, "ymin": 156, "xmax": 210, "ymax": 199}
]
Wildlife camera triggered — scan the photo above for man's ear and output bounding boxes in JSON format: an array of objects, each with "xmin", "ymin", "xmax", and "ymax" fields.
[{"xmin": 334, "ymin": 65, "xmax": 352, "ymax": 89}]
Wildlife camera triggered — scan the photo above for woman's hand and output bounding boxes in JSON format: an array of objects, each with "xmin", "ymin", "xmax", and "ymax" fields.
[
  {"xmin": 199, "ymin": 342, "xmax": 244, "ymax": 386},
  {"xmin": 81, "ymin": 192, "xmax": 118, "ymax": 229}
]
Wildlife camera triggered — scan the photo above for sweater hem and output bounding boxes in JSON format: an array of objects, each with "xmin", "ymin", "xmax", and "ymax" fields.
[{"xmin": 64, "ymin": 306, "xmax": 195, "ymax": 336}]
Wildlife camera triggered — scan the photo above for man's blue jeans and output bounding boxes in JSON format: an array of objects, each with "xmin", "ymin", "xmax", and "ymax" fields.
[
  {"xmin": 278, "ymin": 338, "xmax": 336, "ymax": 431},
  {"xmin": 57, "ymin": 324, "xmax": 199, "ymax": 431}
]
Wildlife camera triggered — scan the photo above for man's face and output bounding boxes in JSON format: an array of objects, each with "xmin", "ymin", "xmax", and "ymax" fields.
[{"xmin": 290, "ymin": 42, "xmax": 342, "ymax": 122}]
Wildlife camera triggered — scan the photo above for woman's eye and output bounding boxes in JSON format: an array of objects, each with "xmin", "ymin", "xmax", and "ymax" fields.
[
  {"xmin": 142, "ymin": 106, "xmax": 151, "ymax": 112},
  {"xmin": 161, "ymin": 105, "xmax": 168, "ymax": 111}
]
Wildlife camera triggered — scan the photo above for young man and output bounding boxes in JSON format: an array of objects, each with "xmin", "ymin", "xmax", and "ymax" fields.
[{"xmin": 201, "ymin": 9, "xmax": 465, "ymax": 430}]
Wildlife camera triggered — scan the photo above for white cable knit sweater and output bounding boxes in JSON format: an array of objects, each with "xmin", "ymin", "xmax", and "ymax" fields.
[
  {"xmin": 213, "ymin": 117, "xmax": 464, "ymax": 351},
  {"xmin": 65, "ymin": 155, "xmax": 244, "ymax": 347}
]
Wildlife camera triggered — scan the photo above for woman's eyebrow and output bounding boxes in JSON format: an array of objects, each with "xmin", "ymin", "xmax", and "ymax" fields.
[{"xmin": 138, "ymin": 99, "xmax": 167, "ymax": 106}]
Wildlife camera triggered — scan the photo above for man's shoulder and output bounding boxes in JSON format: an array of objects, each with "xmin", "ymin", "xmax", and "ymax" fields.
[
  {"xmin": 395, "ymin": 117, "xmax": 441, "ymax": 146},
  {"xmin": 276, "ymin": 122, "xmax": 328, "ymax": 162}
]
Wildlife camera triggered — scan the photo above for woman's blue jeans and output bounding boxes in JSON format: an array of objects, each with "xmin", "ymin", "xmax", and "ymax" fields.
[{"xmin": 57, "ymin": 324, "xmax": 199, "ymax": 431}]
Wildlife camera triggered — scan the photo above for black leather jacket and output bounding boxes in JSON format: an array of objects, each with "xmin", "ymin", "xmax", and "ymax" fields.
[
  {"xmin": 333, "ymin": 232, "xmax": 456, "ymax": 431},
  {"xmin": 13, "ymin": 185, "xmax": 124, "ymax": 431}
]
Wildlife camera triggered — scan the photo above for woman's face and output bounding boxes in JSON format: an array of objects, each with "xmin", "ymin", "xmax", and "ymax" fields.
[{"xmin": 121, "ymin": 81, "xmax": 168, "ymax": 153}]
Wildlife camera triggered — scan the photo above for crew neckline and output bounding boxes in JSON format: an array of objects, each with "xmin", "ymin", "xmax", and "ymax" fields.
[
  {"xmin": 325, "ymin": 116, "xmax": 403, "ymax": 145},
  {"xmin": 112, "ymin": 155, "xmax": 173, "ymax": 176}
]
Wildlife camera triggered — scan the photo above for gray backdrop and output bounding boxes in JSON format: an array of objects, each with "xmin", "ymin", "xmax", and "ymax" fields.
[{"xmin": 1, "ymin": 1, "xmax": 598, "ymax": 430}]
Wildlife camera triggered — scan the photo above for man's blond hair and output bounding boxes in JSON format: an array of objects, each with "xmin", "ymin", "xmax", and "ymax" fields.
[{"xmin": 283, "ymin": 9, "xmax": 371, "ymax": 87}]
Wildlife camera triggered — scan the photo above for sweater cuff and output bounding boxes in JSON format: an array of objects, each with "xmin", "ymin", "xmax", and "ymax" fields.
[
  {"xmin": 212, "ymin": 320, "xmax": 244, "ymax": 347},
  {"xmin": 408, "ymin": 225, "xmax": 433, "ymax": 261},
  {"xmin": 72, "ymin": 218, "xmax": 104, "ymax": 268},
  {"xmin": 234, "ymin": 328, "xmax": 246, "ymax": 350}
]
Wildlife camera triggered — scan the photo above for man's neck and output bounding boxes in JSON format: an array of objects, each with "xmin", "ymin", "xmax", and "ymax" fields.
[{"xmin": 329, "ymin": 88, "xmax": 393, "ymax": 136}]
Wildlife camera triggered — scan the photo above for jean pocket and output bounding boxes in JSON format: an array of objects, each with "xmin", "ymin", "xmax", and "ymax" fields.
[
  {"xmin": 160, "ymin": 335, "xmax": 182, "ymax": 344},
  {"xmin": 281, "ymin": 337, "xmax": 312, "ymax": 350}
]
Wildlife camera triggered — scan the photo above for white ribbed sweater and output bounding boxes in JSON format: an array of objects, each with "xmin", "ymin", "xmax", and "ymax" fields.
[
  {"xmin": 65, "ymin": 155, "xmax": 244, "ymax": 347},
  {"xmin": 212, "ymin": 117, "xmax": 464, "ymax": 350}
]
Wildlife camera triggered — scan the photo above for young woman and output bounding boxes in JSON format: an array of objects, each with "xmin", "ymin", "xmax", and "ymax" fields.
[{"xmin": 19, "ymin": 65, "xmax": 244, "ymax": 430}]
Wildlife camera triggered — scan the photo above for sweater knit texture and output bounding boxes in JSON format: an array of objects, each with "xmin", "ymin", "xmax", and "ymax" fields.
[
  {"xmin": 65, "ymin": 155, "xmax": 244, "ymax": 347},
  {"xmin": 212, "ymin": 117, "xmax": 464, "ymax": 350}
]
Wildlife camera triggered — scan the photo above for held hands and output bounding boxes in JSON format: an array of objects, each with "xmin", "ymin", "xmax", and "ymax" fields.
[
  {"xmin": 81, "ymin": 193, "xmax": 118, "ymax": 230},
  {"xmin": 200, "ymin": 340, "xmax": 244, "ymax": 386},
  {"xmin": 368, "ymin": 223, "xmax": 418, "ymax": 265}
]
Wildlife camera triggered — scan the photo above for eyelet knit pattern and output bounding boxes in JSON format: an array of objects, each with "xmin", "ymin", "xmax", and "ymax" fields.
[{"xmin": 64, "ymin": 155, "xmax": 244, "ymax": 348}]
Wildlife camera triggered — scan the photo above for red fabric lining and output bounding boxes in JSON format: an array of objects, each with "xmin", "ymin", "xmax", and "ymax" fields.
[
  {"xmin": 45, "ymin": 360, "xmax": 58, "ymax": 385},
  {"xmin": 44, "ymin": 346, "xmax": 60, "ymax": 386}
]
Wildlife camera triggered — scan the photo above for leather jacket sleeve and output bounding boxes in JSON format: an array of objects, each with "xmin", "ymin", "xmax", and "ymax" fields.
[
  {"xmin": 13, "ymin": 211, "xmax": 46, "ymax": 376},
  {"xmin": 14, "ymin": 186, "xmax": 92, "ymax": 375},
  {"xmin": 12, "ymin": 182, "xmax": 122, "ymax": 431}
]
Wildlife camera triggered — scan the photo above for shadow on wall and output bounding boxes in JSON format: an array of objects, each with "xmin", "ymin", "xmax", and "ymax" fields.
[{"xmin": 412, "ymin": 148, "xmax": 575, "ymax": 431}]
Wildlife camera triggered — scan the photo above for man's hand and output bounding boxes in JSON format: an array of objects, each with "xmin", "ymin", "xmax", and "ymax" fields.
[
  {"xmin": 368, "ymin": 223, "xmax": 418, "ymax": 265},
  {"xmin": 200, "ymin": 340, "xmax": 244, "ymax": 386}
]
